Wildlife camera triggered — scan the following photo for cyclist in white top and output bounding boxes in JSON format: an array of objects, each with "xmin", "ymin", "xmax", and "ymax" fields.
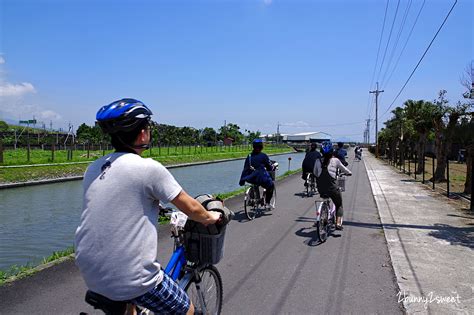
[
  {"xmin": 75, "ymin": 99, "xmax": 220, "ymax": 315},
  {"xmin": 314, "ymin": 141, "xmax": 352, "ymax": 230}
]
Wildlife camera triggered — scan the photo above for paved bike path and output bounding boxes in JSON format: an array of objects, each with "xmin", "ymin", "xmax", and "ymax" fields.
[
  {"xmin": 0, "ymin": 156, "xmax": 403, "ymax": 314},
  {"xmin": 220, "ymin": 156, "xmax": 402, "ymax": 314}
]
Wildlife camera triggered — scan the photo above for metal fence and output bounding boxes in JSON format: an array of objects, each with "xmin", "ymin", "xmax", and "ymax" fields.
[
  {"xmin": 0, "ymin": 143, "xmax": 288, "ymax": 166},
  {"xmin": 383, "ymin": 147, "xmax": 472, "ymax": 210}
]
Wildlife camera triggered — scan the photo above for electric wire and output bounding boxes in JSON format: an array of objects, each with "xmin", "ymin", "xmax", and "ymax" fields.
[
  {"xmin": 380, "ymin": 0, "xmax": 413, "ymax": 87},
  {"xmin": 381, "ymin": 0, "xmax": 458, "ymax": 118},
  {"xmin": 376, "ymin": 0, "xmax": 401, "ymax": 82},
  {"xmin": 367, "ymin": 0, "xmax": 390, "ymax": 119},
  {"xmin": 383, "ymin": 0, "xmax": 426, "ymax": 90}
]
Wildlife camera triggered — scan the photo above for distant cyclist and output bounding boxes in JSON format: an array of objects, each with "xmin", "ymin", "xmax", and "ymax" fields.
[
  {"xmin": 355, "ymin": 146, "xmax": 362, "ymax": 160},
  {"xmin": 75, "ymin": 98, "xmax": 220, "ymax": 315},
  {"xmin": 314, "ymin": 142, "xmax": 352, "ymax": 230},
  {"xmin": 239, "ymin": 139, "xmax": 275, "ymax": 209},
  {"xmin": 335, "ymin": 142, "xmax": 348, "ymax": 166},
  {"xmin": 302, "ymin": 142, "xmax": 321, "ymax": 183}
]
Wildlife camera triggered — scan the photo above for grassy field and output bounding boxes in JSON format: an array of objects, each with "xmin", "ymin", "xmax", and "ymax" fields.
[
  {"xmin": 0, "ymin": 145, "xmax": 294, "ymax": 184},
  {"xmin": 1, "ymin": 144, "xmax": 289, "ymax": 166},
  {"xmin": 391, "ymin": 157, "xmax": 468, "ymax": 195}
]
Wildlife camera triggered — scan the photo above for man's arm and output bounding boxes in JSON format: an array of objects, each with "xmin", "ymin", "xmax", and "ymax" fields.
[{"xmin": 171, "ymin": 190, "xmax": 220, "ymax": 226}]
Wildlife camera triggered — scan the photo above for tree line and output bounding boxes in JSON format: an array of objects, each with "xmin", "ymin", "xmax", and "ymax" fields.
[
  {"xmin": 378, "ymin": 89, "xmax": 473, "ymax": 193},
  {"xmin": 14, "ymin": 121, "xmax": 262, "ymax": 147}
]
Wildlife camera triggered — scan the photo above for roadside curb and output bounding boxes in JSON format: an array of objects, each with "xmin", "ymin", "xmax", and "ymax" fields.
[
  {"xmin": 0, "ymin": 176, "xmax": 84, "ymax": 189},
  {"xmin": 363, "ymin": 155, "xmax": 410, "ymax": 313},
  {"xmin": 1, "ymin": 254, "xmax": 75, "ymax": 286},
  {"xmin": 0, "ymin": 151, "xmax": 296, "ymax": 189}
]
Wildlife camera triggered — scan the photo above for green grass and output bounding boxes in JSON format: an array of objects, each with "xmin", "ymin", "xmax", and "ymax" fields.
[
  {"xmin": 0, "ymin": 247, "xmax": 74, "ymax": 286},
  {"xmin": 0, "ymin": 164, "xmax": 89, "ymax": 183},
  {"xmin": 1, "ymin": 144, "xmax": 291, "ymax": 166},
  {"xmin": 0, "ymin": 145, "xmax": 293, "ymax": 184}
]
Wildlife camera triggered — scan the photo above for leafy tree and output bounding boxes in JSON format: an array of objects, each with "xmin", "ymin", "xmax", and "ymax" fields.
[
  {"xmin": 0, "ymin": 121, "xmax": 8, "ymax": 132},
  {"xmin": 404, "ymin": 100, "xmax": 436, "ymax": 173},
  {"xmin": 247, "ymin": 130, "xmax": 261, "ymax": 143},
  {"xmin": 76, "ymin": 123, "xmax": 92, "ymax": 144},
  {"xmin": 201, "ymin": 127, "xmax": 217, "ymax": 144},
  {"xmin": 431, "ymin": 90, "xmax": 471, "ymax": 182},
  {"xmin": 218, "ymin": 123, "xmax": 244, "ymax": 144}
]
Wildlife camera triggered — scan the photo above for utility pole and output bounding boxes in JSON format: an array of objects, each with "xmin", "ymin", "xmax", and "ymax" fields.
[
  {"xmin": 366, "ymin": 119, "xmax": 371, "ymax": 145},
  {"xmin": 276, "ymin": 122, "xmax": 281, "ymax": 144},
  {"xmin": 369, "ymin": 82, "xmax": 384, "ymax": 157}
]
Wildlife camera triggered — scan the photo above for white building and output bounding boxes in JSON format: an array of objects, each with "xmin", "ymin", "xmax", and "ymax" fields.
[{"xmin": 286, "ymin": 132, "xmax": 331, "ymax": 143}]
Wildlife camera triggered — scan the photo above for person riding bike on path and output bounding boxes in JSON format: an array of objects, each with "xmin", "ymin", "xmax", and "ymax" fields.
[
  {"xmin": 74, "ymin": 98, "xmax": 220, "ymax": 315},
  {"xmin": 314, "ymin": 141, "xmax": 352, "ymax": 230},
  {"xmin": 335, "ymin": 142, "xmax": 348, "ymax": 166},
  {"xmin": 239, "ymin": 139, "xmax": 275, "ymax": 209},
  {"xmin": 302, "ymin": 142, "xmax": 322, "ymax": 183}
]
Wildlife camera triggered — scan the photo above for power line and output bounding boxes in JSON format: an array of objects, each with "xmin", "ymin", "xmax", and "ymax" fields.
[
  {"xmin": 380, "ymin": 0, "xmax": 413, "ymax": 87},
  {"xmin": 367, "ymin": 0, "xmax": 389, "ymax": 119},
  {"xmin": 381, "ymin": 0, "xmax": 458, "ymax": 118},
  {"xmin": 382, "ymin": 0, "xmax": 426, "ymax": 90},
  {"xmin": 376, "ymin": 0, "xmax": 401, "ymax": 82},
  {"xmin": 369, "ymin": 0, "xmax": 390, "ymax": 91}
]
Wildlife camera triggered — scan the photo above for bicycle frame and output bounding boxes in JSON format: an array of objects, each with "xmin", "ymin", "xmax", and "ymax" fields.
[
  {"xmin": 164, "ymin": 245, "xmax": 187, "ymax": 283},
  {"xmin": 315, "ymin": 199, "xmax": 335, "ymax": 222},
  {"xmin": 245, "ymin": 184, "xmax": 264, "ymax": 203},
  {"xmin": 164, "ymin": 243, "xmax": 208, "ymax": 313}
]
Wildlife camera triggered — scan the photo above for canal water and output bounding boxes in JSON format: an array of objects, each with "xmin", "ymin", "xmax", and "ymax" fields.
[{"xmin": 0, "ymin": 152, "xmax": 304, "ymax": 270}]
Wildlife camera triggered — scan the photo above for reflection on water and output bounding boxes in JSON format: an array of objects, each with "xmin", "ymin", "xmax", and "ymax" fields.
[{"xmin": 0, "ymin": 152, "xmax": 304, "ymax": 270}]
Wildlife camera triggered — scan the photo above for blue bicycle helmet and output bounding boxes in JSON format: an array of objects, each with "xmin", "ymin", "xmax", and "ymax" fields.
[
  {"xmin": 321, "ymin": 141, "xmax": 333, "ymax": 154},
  {"xmin": 252, "ymin": 138, "xmax": 264, "ymax": 147},
  {"xmin": 96, "ymin": 98, "xmax": 153, "ymax": 134}
]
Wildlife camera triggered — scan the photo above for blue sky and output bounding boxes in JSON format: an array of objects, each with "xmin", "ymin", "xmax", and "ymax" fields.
[{"xmin": 0, "ymin": 0, "xmax": 472, "ymax": 142}]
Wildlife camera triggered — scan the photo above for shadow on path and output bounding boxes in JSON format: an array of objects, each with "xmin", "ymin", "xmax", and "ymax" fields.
[{"xmin": 343, "ymin": 220, "xmax": 474, "ymax": 250}]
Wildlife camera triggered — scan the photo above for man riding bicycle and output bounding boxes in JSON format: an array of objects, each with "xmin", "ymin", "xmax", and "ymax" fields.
[
  {"xmin": 74, "ymin": 99, "xmax": 220, "ymax": 315},
  {"xmin": 301, "ymin": 142, "xmax": 322, "ymax": 183},
  {"xmin": 239, "ymin": 139, "xmax": 275, "ymax": 209}
]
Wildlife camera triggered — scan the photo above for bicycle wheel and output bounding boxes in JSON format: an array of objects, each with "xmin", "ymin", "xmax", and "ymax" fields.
[
  {"xmin": 317, "ymin": 203, "xmax": 329, "ymax": 243},
  {"xmin": 244, "ymin": 187, "xmax": 257, "ymax": 220},
  {"xmin": 185, "ymin": 265, "xmax": 223, "ymax": 315}
]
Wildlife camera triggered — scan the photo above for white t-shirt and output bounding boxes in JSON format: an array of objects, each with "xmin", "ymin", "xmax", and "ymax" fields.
[{"xmin": 75, "ymin": 152, "xmax": 182, "ymax": 301}]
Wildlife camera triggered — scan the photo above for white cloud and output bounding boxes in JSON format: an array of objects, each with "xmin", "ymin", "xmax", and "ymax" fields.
[
  {"xmin": 0, "ymin": 82, "xmax": 36, "ymax": 97},
  {"xmin": 263, "ymin": 0, "xmax": 273, "ymax": 5},
  {"xmin": 0, "ymin": 56, "xmax": 5, "ymax": 64},
  {"xmin": 0, "ymin": 102, "xmax": 62, "ymax": 122},
  {"xmin": 39, "ymin": 110, "xmax": 62, "ymax": 120}
]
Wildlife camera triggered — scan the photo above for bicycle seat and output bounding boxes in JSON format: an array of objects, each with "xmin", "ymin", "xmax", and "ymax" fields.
[
  {"xmin": 319, "ymin": 194, "xmax": 330, "ymax": 199},
  {"xmin": 85, "ymin": 290, "xmax": 127, "ymax": 314}
]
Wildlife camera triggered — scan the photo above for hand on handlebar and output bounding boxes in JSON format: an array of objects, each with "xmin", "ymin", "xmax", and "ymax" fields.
[{"xmin": 205, "ymin": 211, "xmax": 221, "ymax": 226}]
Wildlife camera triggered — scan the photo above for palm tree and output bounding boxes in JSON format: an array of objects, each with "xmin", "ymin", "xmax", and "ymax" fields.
[
  {"xmin": 404, "ymin": 100, "xmax": 436, "ymax": 174},
  {"xmin": 432, "ymin": 90, "xmax": 471, "ymax": 182}
]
